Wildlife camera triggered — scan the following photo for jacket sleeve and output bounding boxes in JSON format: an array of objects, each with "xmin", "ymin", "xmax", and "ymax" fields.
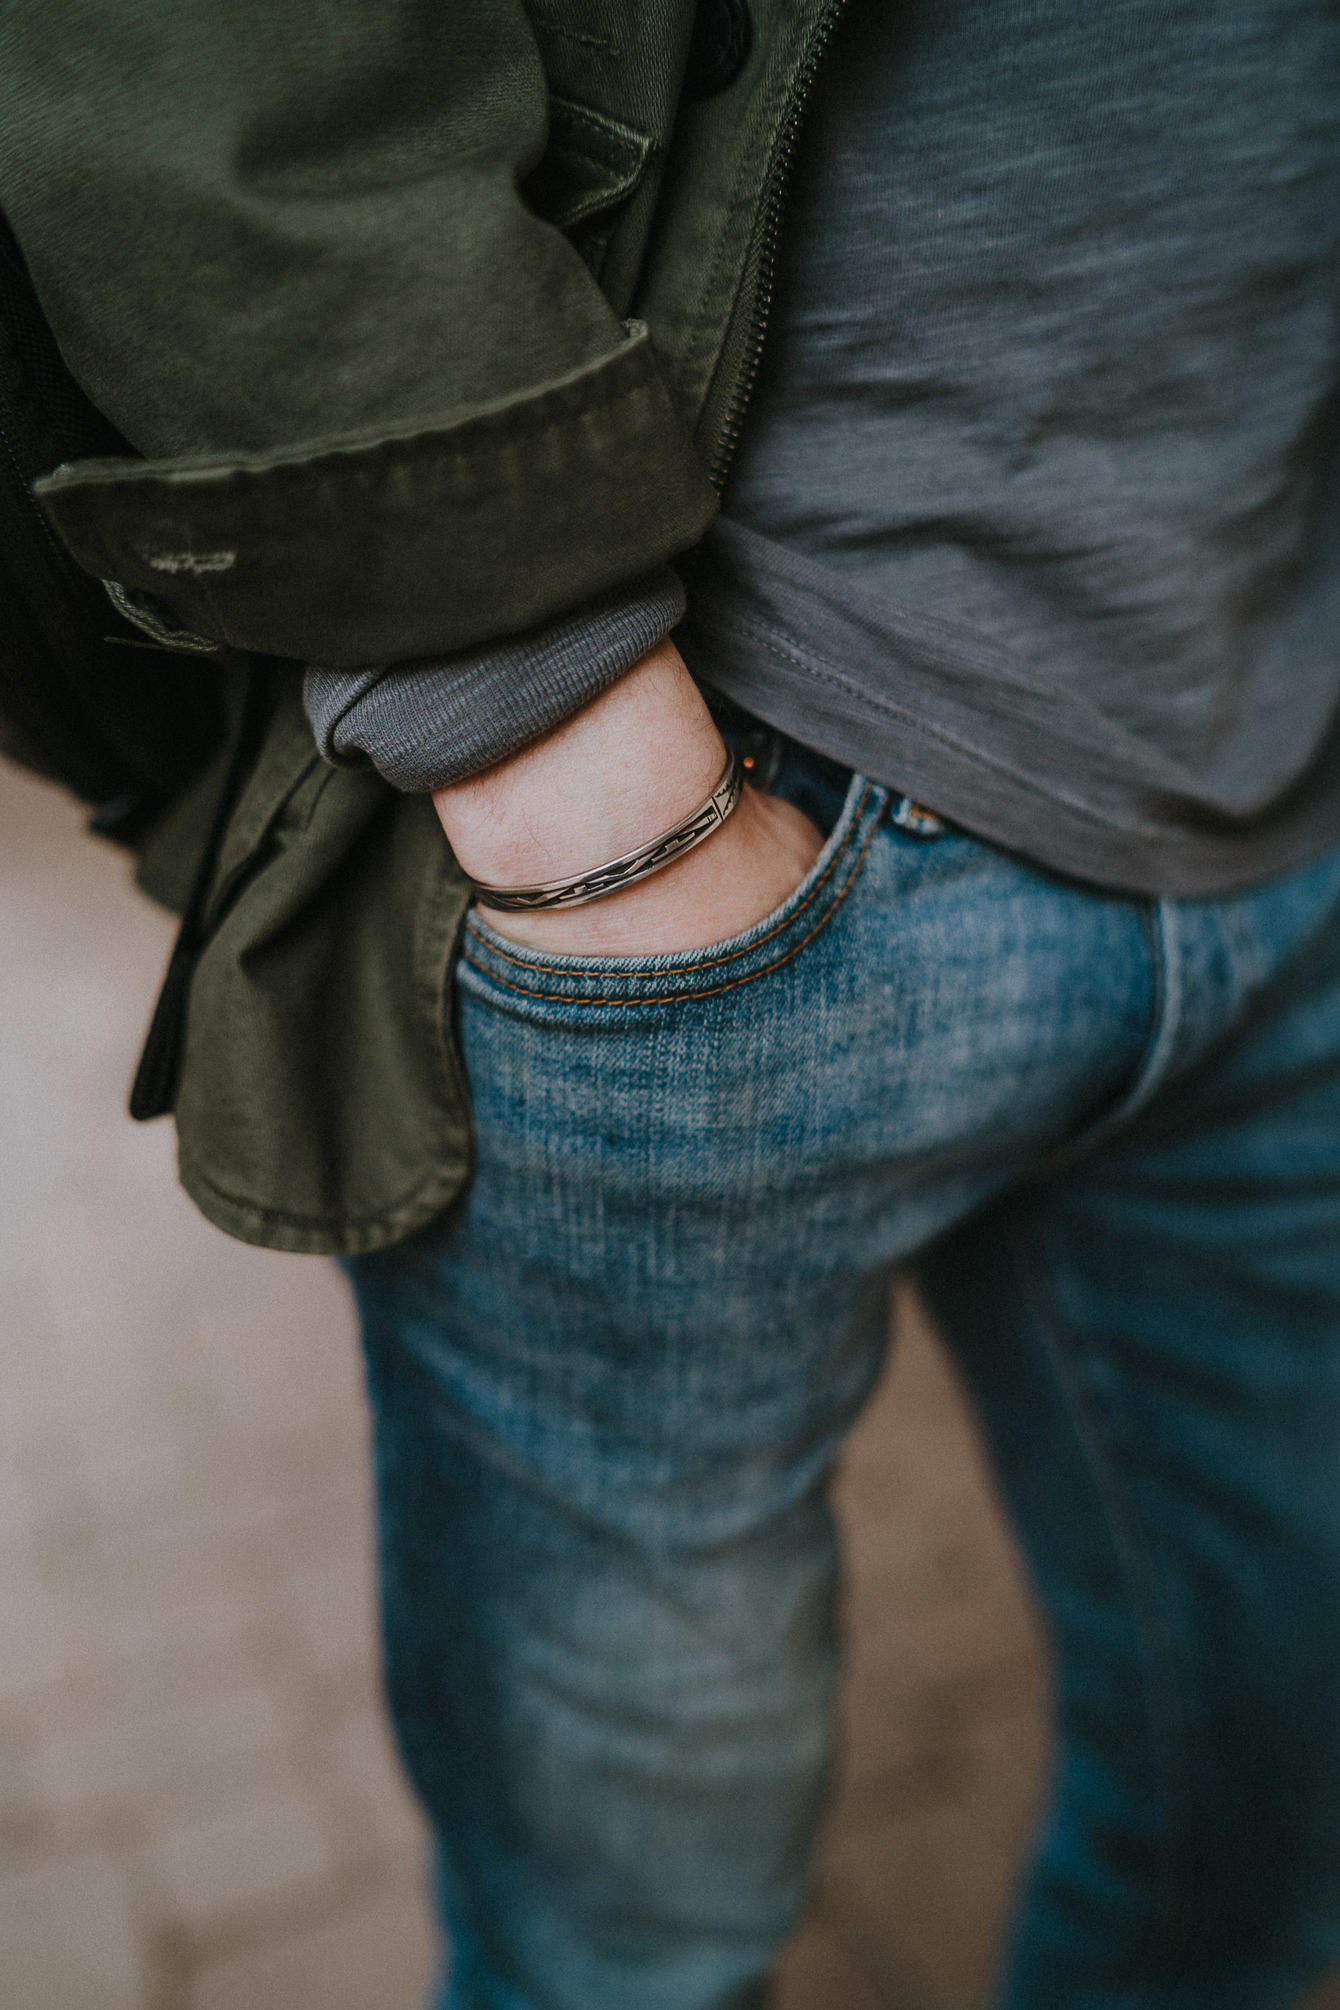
[{"xmin": 0, "ymin": 1, "xmax": 718, "ymax": 667}]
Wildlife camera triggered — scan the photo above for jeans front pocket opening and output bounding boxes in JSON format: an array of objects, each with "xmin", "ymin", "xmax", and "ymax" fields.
[{"xmin": 459, "ymin": 770, "xmax": 887, "ymax": 1015}]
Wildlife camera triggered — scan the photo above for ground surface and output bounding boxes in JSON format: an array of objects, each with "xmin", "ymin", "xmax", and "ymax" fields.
[{"xmin": 2, "ymin": 763, "xmax": 1336, "ymax": 2010}]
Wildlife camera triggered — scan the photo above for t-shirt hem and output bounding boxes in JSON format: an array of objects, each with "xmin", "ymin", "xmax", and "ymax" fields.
[{"xmin": 691, "ymin": 640, "xmax": 1340, "ymax": 901}]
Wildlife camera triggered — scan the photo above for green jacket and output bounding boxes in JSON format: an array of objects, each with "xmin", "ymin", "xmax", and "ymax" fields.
[{"xmin": 0, "ymin": 0, "xmax": 843, "ymax": 1252}]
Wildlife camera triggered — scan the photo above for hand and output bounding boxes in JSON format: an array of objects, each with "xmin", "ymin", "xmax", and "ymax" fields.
[{"xmin": 433, "ymin": 638, "xmax": 824, "ymax": 957}]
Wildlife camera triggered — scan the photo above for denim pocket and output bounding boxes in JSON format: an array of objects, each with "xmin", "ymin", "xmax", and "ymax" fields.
[{"xmin": 458, "ymin": 771, "xmax": 887, "ymax": 1023}]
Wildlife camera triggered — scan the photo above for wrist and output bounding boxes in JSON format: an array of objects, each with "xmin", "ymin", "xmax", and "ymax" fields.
[
  {"xmin": 432, "ymin": 638, "xmax": 725, "ymax": 889},
  {"xmin": 470, "ymin": 783, "xmax": 827, "ymax": 958},
  {"xmin": 466, "ymin": 747, "xmax": 742, "ymax": 913}
]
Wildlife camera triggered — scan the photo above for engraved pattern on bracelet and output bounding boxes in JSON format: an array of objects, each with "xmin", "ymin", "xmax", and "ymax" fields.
[{"xmin": 468, "ymin": 749, "xmax": 745, "ymax": 913}]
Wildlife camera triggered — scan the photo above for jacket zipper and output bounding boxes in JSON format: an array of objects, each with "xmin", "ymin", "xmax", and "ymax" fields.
[{"xmin": 707, "ymin": 0, "xmax": 850, "ymax": 492}]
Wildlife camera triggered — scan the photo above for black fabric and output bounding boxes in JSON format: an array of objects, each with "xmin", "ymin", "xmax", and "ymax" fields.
[
  {"xmin": 0, "ymin": 211, "xmax": 224, "ymax": 810},
  {"xmin": 128, "ymin": 662, "xmax": 268, "ymax": 1121},
  {"xmin": 686, "ymin": 0, "xmax": 753, "ymax": 98}
]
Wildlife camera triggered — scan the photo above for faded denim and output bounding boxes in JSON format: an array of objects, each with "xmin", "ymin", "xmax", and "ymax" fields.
[{"xmin": 347, "ymin": 737, "xmax": 1340, "ymax": 2010}]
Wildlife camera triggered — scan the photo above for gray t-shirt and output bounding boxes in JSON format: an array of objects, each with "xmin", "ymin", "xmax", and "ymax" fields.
[
  {"xmin": 678, "ymin": 0, "xmax": 1340, "ymax": 893},
  {"xmin": 311, "ymin": 0, "xmax": 1340, "ymax": 897}
]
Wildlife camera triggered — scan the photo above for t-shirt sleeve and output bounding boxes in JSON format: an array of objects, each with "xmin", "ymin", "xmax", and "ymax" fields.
[{"xmin": 303, "ymin": 569, "xmax": 686, "ymax": 791}]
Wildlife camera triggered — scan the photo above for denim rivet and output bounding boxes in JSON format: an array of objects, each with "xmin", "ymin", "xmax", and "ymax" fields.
[{"xmin": 890, "ymin": 797, "xmax": 946, "ymax": 838}]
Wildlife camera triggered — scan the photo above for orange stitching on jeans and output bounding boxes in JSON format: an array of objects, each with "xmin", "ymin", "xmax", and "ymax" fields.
[
  {"xmin": 461, "ymin": 809, "xmax": 882, "ymax": 1010},
  {"xmin": 464, "ymin": 783, "xmax": 875, "ymax": 982}
]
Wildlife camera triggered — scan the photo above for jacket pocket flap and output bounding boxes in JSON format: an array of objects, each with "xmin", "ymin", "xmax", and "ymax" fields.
[
  {"xmin": 523, "ymin": 95, "xmax": 653, "ymax": 235},
  {"xmin": 176, "ymin": 754, "xmax": 473, "ymax": 1255}
]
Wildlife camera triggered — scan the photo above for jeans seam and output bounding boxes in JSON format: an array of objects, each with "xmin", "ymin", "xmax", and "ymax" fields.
[
  {"xmin": 1002, "ymin": 1215, "xmax": 1193, "ymax": 2000},
  {"xmin": 463, "ymin": 784, "xmax": 874, "ymax": 983},
  {"xmin": 1044, "ymin": 897, "xmax": 1179, "ymax": 1175},
  {"xmin": 460, "ymin": 806, "xmax": 883, "ymax": 1011}
]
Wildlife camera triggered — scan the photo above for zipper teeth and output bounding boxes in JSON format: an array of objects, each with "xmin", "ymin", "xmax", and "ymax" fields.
[{"xmin": 708, "ymin": 0, "xmax": 849, "ymax": 492}]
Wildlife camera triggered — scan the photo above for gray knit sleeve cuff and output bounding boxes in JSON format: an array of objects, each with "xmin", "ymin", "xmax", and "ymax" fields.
[{"xmin": 302, "ymin": 567, "xmax": 686, "ymax": 792}]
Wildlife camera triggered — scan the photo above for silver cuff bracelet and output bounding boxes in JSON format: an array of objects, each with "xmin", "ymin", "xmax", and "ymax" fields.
[{"xmin": 467, "ymin": 748, "xmax": 745, "ymax": 913}]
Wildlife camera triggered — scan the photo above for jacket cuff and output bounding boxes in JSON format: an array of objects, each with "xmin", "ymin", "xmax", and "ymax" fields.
[
  {"xmin": 304, "ymin": 568, "xmax": 686, "ymax": 792},
  {"xmin": 34, "ymin": 322, "xmax": 716, "ymax": 668}
]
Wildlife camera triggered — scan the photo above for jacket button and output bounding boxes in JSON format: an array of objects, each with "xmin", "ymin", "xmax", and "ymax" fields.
[{"xmin": 685, "ymin": 0, "xmax": 753, "ymax": 98}]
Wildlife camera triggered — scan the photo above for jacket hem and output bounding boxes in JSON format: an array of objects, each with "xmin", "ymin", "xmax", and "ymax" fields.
[{"xmin": 174, "ymin": 1149, "xmax": 471, "ymax": 1257}]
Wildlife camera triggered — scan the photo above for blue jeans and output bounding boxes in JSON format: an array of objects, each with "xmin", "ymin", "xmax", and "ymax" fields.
[{"xmin": 346, "ymin": 736, "xmax": 1340, "ymax": 2010}]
